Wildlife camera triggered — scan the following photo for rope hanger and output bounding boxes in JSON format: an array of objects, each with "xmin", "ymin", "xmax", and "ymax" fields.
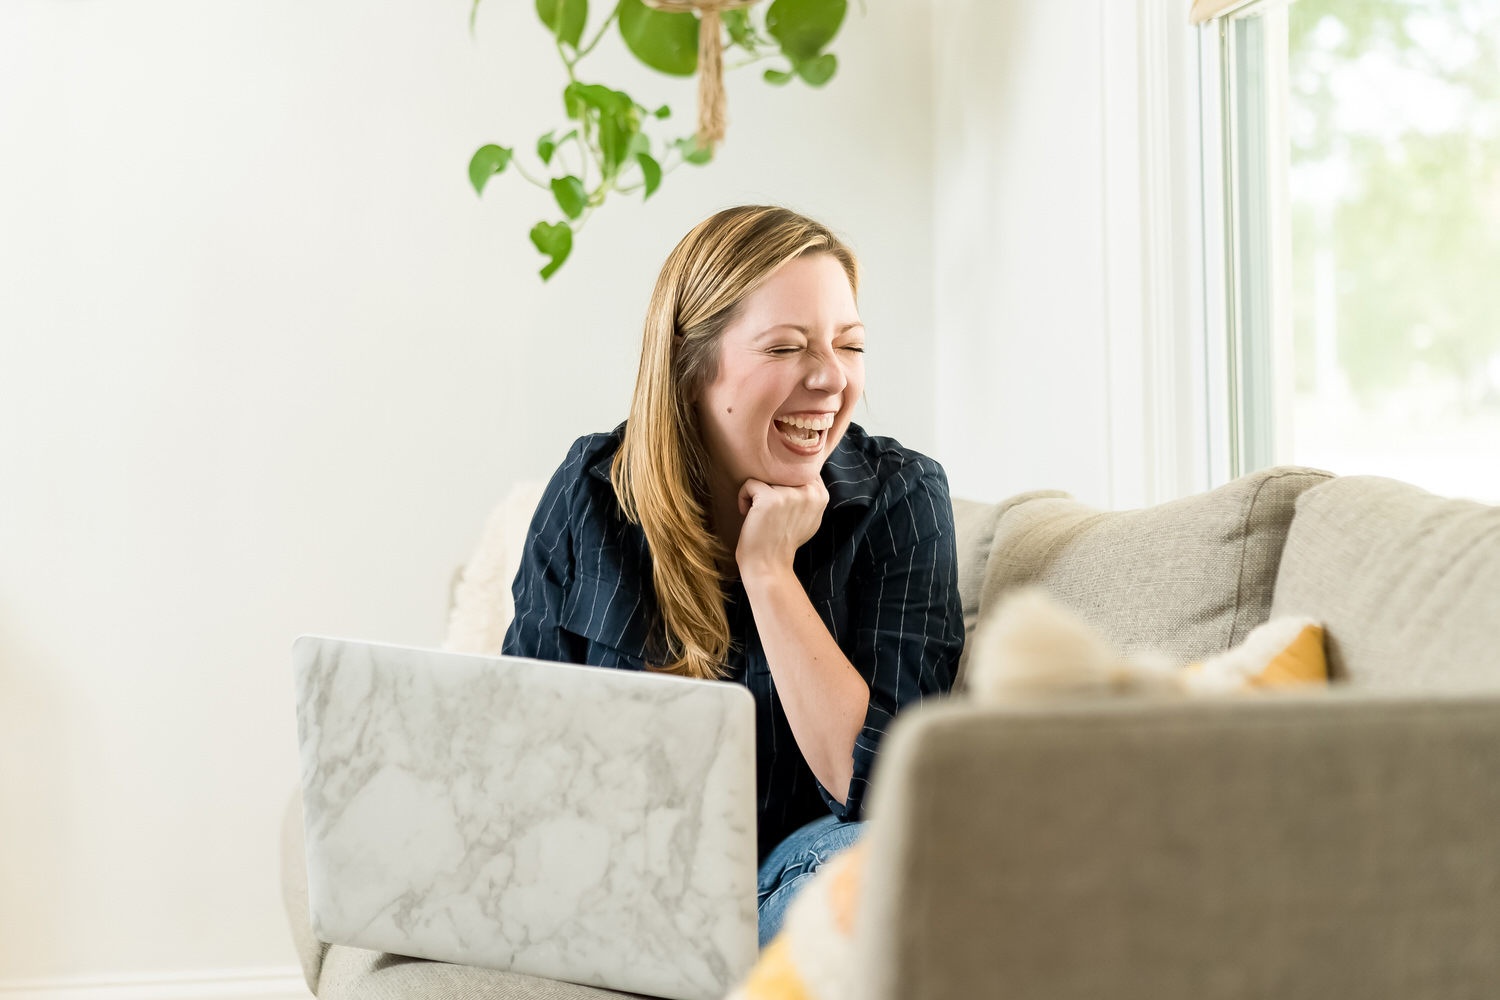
[{"xmin": 639, "ymin": 0, "xmax": 763, "ymax": 152}]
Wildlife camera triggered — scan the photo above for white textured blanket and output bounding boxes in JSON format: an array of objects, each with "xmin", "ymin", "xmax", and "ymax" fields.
[{"xmin": 443, "ymin": 481, "xmax": 546, "ymax": 655}]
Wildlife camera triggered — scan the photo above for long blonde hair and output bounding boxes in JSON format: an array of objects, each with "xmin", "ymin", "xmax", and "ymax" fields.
[{"xmin": 612, "ymin": 206, "xmax": 860, "ymax": 679}]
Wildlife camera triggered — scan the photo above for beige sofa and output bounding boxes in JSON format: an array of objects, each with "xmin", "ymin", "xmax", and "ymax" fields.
[{"xmin": 282, "ymin": 466, "xmax": 1500, "ymax": 998}]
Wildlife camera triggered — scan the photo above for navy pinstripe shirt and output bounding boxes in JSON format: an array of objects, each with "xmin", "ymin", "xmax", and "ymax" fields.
[{"xmin": 502, "ymin": 422, "xmax": 964, "ymax": 860}]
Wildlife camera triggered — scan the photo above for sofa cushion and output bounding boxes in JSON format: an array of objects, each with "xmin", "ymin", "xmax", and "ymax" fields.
[
  {"xmin": 316, "ymin": 946, "xmax": 650, "ymax": 999},
  {"xmin": 961, "ymin": 467, "xmax": 1334, "ymax": 687},
  {"xmin": 1270, "ymin": 475, "xmax": 1500, "ymax": 688},
  {"xmin": 951, "ymin": 492, "xmax": 1069, "ymax": 642}
]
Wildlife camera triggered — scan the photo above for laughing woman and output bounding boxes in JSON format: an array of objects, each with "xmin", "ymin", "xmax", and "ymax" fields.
[{"xmin": 503, "ymin": 205, "xmax": 964, "ymax": 946}]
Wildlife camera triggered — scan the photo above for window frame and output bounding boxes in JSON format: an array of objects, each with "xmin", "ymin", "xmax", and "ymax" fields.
[{"xmin": 1198, "ymin": 0, "xmax": 1296, "ymax": 482}]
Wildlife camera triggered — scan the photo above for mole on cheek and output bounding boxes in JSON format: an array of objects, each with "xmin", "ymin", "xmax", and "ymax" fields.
[{"xmin": 727, "ymin": 407, "xmax": 733, "ymax": 414}]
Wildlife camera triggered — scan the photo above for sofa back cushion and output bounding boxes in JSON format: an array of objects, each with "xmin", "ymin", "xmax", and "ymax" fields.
[
  {"xmin": 952, "ymin": 491, "xmax": 1069, "ymax": 646},
  {"xmin": 954, "ymin": 467, "xmax": 1334, "ymax": 687},
  {"xmin": 1270, "ymin": 476, "xmax": 1500, "ymax": 688}
]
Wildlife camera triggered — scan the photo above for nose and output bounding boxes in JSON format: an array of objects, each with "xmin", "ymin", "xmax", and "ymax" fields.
[{"xmin": 803, "ymin": 347, "xmax": 848, "ymax": 395}]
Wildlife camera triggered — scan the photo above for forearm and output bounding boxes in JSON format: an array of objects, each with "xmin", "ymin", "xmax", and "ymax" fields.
[{"xmin": 742, "ymin": 567, "xmax": 870, "ymax": 805}]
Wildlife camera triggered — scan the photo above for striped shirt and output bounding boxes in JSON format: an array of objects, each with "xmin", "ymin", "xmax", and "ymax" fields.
[{"xmin": 503, "ymin": 422, "xmax": 964, "ymax": 860}]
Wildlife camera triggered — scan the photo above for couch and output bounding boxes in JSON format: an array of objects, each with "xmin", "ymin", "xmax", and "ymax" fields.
[{"xmin": 282, "ymin": 465, "xmax": 1500, "ymax": 998}]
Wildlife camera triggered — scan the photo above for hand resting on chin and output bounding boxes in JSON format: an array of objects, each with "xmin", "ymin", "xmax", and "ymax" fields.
[{"xmin": 735, "ymin": 477, "xmax": 830, "ymax": 584}]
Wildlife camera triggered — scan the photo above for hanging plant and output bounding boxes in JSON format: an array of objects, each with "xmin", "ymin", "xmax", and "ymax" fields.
[{"xmin": 469, "ymin": 0, "xmax": 853, "ymax": 280}]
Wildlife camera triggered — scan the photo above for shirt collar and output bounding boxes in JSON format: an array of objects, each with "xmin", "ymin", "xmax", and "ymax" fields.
[
  {"xmin": 588, "ymin": 449, "xmax": 616, "ymax": 484},
  {"xmin": 587, "ymin": 423, "xmax": 880, "ymax": 508},
  {"xmin": 821, "ymin": 427, "xmax": 881, "ymax": 509},
  {"xmin": 587, "ymin": 422, "xmax": 627, "ymax": 484}
]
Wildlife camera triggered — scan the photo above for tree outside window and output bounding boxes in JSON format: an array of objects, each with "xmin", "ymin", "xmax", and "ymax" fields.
[{"xmin": 1288, "ymin": 0, "xmax": 1500, "ymax": 502}]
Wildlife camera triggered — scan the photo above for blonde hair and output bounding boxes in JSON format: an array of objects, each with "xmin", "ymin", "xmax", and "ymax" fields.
[{"xmin": 612, "ymin": 206, "xmax": 860, "ymax": 679}]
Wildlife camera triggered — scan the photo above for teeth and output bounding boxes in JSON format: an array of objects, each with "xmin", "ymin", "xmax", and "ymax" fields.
[
  {"xmin": 778, "ymin": 425, "xmax": 819, "ymax": 446},
  {"xmin": 775, "ymin": 414, "xmax": 835, "ymax": 430}
]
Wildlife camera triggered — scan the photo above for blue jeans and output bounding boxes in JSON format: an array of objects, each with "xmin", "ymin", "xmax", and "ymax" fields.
[{"xmin": 755, "ymin": 814, "xmax": 865, "ymax": 947}]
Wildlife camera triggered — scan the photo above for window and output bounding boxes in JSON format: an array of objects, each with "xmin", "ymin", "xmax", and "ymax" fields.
[{"xmin": 1207, "ymin": 0, "xmax": 1500, "ymax": 503}]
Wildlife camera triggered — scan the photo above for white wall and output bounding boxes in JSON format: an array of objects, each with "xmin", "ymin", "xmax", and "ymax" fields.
[
  {"xmin": 931, "ymin": 0, "xmax": 1208, "ymax": 509},
  {"xmin": 931, "ymin": 0, "xmax": 1110, "ymax": 506},
  {"xmin": 0, "ymin": 0, "xmax": 933, "ymax": 981}
]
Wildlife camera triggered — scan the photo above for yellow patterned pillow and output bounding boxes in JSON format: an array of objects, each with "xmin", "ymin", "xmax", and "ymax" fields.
[
  {"xmin": 964, "ymin": 588, "xmax": 1327, "ymax": 700},
  {"xmin": 1182, "ymin": 616, "xmax": 1328, "ymax": 691},
  {"xmin": 727, "ymin": 591, "xmax": 1328, "ymax": 1000}
]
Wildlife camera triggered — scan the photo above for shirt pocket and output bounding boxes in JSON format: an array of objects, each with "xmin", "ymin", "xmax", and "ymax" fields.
[{"xmin": 559, "ymin": 566, "xmax": 654, "ymax": 671}]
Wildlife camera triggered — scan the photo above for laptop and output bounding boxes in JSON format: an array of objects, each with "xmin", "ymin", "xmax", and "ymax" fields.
[{"xmin": 292, "ymin": 635, "xmax": 760, "ymax": 1000}]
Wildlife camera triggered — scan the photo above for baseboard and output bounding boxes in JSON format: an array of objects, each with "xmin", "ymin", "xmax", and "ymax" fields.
[{"xmin": 0, "ymin": 966, "xmax": 311, "ymax": 1000}]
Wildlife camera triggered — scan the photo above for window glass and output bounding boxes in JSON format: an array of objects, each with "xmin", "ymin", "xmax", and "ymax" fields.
[{"xmin": 1288, "ymin": 0, "xmax": 1500, "ymax": 502}]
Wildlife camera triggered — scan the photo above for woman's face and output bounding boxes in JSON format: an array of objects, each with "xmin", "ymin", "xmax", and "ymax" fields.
[{"xmin": 696, "ymin": 252, "xmax": 865, "ymax": 490}]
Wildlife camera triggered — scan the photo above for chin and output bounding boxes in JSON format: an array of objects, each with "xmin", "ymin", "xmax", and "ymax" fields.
[
  {"xmin": 771, "ymin": 470, "xmax": 822, "ymax": 488},
  {"xmin": 756, "ymin": 451, "xmax": 826, "ymax": 488}
]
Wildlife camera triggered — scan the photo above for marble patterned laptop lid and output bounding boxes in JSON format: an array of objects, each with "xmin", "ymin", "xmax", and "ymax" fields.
[{"xmin": 293, "ymin": 635, "xmax": 759, "ymax": 1000}]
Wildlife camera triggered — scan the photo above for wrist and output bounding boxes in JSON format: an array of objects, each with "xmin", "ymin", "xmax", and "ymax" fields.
[{"xmin": 737, "ymin": 557, "xmax": 797, "ymax": 595}]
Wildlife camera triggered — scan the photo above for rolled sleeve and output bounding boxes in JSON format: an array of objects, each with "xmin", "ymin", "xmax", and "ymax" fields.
[{"xmin": 818, "ymin": 461, "xmax": 965, "ymax": 820}]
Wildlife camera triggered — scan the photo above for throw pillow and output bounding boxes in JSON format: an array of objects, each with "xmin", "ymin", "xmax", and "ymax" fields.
[{"xmin": 967, "ymin": 587, "xmax": 1327, "ymax": 701}]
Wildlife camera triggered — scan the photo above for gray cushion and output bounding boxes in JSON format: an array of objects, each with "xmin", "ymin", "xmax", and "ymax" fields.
[
  {"xmin": 315, "ymin": 947, "xmax": 650, "ymax": 999},
  {"xmin": 965, "ymin": 467, "xmax": 1334, "ymax": 684},
  {"xmin": 1270, "ymin": 475, "xmax": 1500, "ymax": 688},
  {"xmin": 951, "ymin": 491, "xmax": 1069, "ymax": 643}
]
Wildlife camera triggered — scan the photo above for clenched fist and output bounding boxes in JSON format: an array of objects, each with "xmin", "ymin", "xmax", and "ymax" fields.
[{"xmin": 735, "ymin": 478, "xmax": 829, "ymax": 584}]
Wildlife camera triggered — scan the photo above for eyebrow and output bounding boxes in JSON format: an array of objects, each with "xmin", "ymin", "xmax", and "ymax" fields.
[{"xmin": 757, "ymin": 322, "xmax": 866, "ymax": 337}]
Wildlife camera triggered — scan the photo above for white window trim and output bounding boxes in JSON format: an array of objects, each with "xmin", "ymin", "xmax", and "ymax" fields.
[
  {"xmin": 1023, "ymin": 0, "xmax": 1299, "ymax": 508},
  {"xmin": 1197, "ymin": 16, "xmax": 1237, "ymax": 486},
  {"xmin": 1198, "ymin": 0, "xmax": 1297, "ymax": 482},
  {"xmin": 1098, "ymin": 0, "xmax": 1215, "ymax": 506}
]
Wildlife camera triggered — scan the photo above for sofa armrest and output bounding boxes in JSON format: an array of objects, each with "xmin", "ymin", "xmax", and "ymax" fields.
[
  {"xmin": 855, "ymin": 691, "xmax": 1500, "ymax": 1000},
  {"xmin": 282, "ymin": 785, "xmax": 330, "ymax": 995}
]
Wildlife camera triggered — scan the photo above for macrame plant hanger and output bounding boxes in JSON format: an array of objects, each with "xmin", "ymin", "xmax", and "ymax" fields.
[{"xmin": 639, "ymin": 0, "xmax": 763, "ymax": 153}]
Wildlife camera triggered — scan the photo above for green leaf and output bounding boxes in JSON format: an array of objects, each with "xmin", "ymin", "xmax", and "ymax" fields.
[
  {"xmin": 653, "ymin": 104, "xmax": 671, "ymax": 119},
  {"xmin": 676, "ymin": 135, "xmax": 713, "ymax": 165},
  {"xmin": 637, "ymin": 153, "xmax": 662, "ymax": 200},
  {"xmin": 468, "ymin": 144, "xmax": 513, "ymax": 195},
  {"xmin": 537, "ymin": 131, "xmax": 557, "ymax": 165},
  {"xmin": 550, "ymin": 175, "xmax": 588, "ymax": 219},
  {"xmin": 599, "ymin": 117, "xmax": 628, "ymax": 174},
  {"xmin": 627, "ymin": 131, "xmax": 651, "ymax": 159},
  {"xmin": 764, "ymin": 67, "xmax": 794, "ymax": 85},
  {"xmin": 766, "ymin": 0, "xmax": 846, "ymax": 60},
  {"xmin": 530, "ymin": 221, "xmax": 574, "ymax": 280},
  {"xmin": 618, "ymin": 0, "xmax": 698, "ymax": 76},
  {"xmin": 796, "ymin": 51, "xmax": 837, "ymax": 86},
  {"xmin": 592, "ymin": 94, "xmax": 642, "ymax": 177},
  {"xmin": 565, "ymin": 81, "xmax": 633, "ymax": 118},
  {"xmin": 723, "ymin": 8, "xmax": 757, "ymax": 49},
  {"xmin": 535, "ymin": 0, "xmax": 588, "ymax": 48}
]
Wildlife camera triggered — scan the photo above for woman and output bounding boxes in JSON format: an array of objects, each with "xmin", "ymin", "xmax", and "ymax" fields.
[{"xmin": 503, "ymin": 205, "xmax": 964, "ymax": 946}]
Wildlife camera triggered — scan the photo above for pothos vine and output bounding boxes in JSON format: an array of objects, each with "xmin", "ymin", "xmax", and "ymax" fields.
[{"xmin": 468, "ymin": 0, "xmax": 854, "ymax": 279}]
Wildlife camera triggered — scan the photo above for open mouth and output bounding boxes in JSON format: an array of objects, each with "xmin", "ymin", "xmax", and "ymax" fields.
[{"xmin": 773, "ymin": 413, "xmax": 835, "ymax": 453}]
